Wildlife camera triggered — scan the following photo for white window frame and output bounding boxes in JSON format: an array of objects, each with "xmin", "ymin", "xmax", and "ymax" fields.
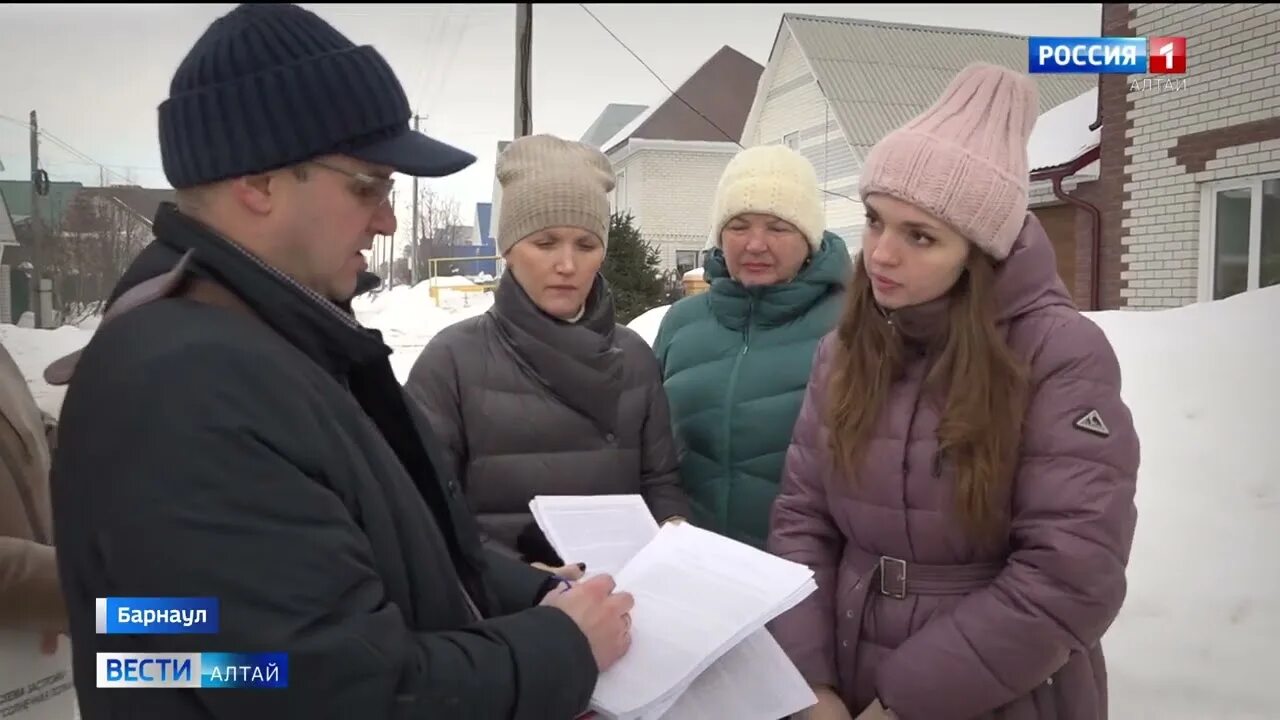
[
  {"xmin": 1197, "ymin": 171, "xmax": 1280, "ymax": 302},
  {"xmin": 675, "ymin": 249, "xmax": 700, "ymax": 273},
  {"xmin": 783, "ymin": 131, "xmax": 800, "ymax": 151}
]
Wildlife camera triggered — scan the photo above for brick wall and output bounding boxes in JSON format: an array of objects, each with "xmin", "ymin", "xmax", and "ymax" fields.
[
  {"xmin": 1120, "ymin": 3, "xmax": 1280, "ymax": 309},
  {"xmin": 1099, "ymin": 4, "xmax": 1137, "ymax": 308},
  {"xmin": 626, "ymin": 146, "xmax": 738, "ymax": 272}
]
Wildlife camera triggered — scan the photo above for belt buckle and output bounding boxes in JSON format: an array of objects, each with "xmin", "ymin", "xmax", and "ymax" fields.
[{"xmin": 879, "ymin": 556, "xmax": 907, "ymax": 599}]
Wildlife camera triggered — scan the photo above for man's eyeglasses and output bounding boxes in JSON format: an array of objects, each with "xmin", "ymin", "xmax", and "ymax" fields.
[{"xmin": 308, "ymin": 159, "xmax": 395, "ymax": 207}]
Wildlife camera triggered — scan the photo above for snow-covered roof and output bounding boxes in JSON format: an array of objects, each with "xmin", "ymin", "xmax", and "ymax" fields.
[
  {"xmin": 1027, "ymin": 86, "xmax": 1099, "ymax": 174},
  {"xmin": 682, "ymin": 267, "xmax": 704, "ymax": 280},
  {"xmin": 581, "ymin": 103, "xmax": 648, "ymax": 148},
  {"xmin": 602, "ymin": 101, "xmax": 660, "ymax": 155}
]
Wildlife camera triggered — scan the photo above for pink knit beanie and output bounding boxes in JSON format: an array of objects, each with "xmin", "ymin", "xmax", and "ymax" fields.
[{"xmin": 859, "ymin": 63, "xmax": 1039, "ymax": 260}]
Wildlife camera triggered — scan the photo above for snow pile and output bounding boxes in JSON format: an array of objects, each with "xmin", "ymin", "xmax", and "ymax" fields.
[
  {"xmin": 352, "ymin": 282, "xmax": 492, "ymax": 382},
  {"xmin": 0, "ymin": 323, "xmax": 95, "ymax": 417},
  {"xmin": 427, "ymin": 276, "xmax": 481, "ymax": 288},
  {"xmin": 627, "ymin": 305, "xmax": 671, "ymax": 347},
  {"xmin": 1092, "ymin": 287, "xmax": 1280, "ymax": 719},
  {"xmin": 683, "ymin": 267, "xmax": 704, "ymax": 280},
  {"xmin": 0, "ymin": 281, "xmax": 493, "ymax": 415}
]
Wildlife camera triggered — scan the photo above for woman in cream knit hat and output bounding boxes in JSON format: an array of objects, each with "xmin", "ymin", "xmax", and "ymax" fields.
[
  {"xmin": 653, "ymin": 143, "xmax": 852, "ymax": 550},
  {"xmin": 406, "ymin": 134, "xmax": 689, "ymax": 571},
  {"xmin": 767, "ymin": 63, "xmax": 1139, "ymax": 720}
]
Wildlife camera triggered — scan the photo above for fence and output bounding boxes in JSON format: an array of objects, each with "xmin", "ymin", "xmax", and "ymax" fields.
[
  {"xmin": 429, "ymin": 243, "xmax": 499, "ymax": 277},
  {"xmin": 426, "ymin": 254, "xmax": 502, "ymax": 307}
]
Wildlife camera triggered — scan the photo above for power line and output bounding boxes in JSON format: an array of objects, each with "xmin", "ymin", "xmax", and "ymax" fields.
[
  {"xmin": 575, "ymin": 4, "xmax": 857, "ymax": 205},
  {"xmin": 577, "ymin": 5, "xmax": 737, "ymax": 146},
  {"xmin": 0, "ymin": 112, "xmax": 139, "ymax": 186}
]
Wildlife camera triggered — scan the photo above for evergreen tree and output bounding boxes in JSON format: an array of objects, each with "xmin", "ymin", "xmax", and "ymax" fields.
[{"xmin": 602, "ymin": 211, "xmax": 665, "ymax": 325}]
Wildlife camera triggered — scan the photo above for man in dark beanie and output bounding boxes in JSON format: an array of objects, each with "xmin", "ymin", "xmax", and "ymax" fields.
[{"xmin": 47, "ymin": 5, "xmax": 632, "ymax": 719}]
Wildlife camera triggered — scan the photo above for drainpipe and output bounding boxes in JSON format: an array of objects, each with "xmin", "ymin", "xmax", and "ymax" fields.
[{"xmin": 1031, "ymin": 144, "xmax": 1103, "ymax": 310}]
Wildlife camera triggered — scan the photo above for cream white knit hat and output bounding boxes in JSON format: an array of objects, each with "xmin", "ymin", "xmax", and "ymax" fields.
[{"xmin": 707, "ymin": 144, "xmax": 826, "ymax": 251}]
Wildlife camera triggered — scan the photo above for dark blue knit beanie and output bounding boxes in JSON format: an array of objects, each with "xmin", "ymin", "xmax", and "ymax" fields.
[{"xmin": 159, "ymin": 3, "xmax": 474, "ymax": 188}]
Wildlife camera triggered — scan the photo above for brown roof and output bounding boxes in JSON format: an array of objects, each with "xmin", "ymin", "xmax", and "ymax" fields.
[
  {"xmin": 605, "ymin": 46, "xmax": 764, "ymax": 153},
  {"xmin": 61, "ymin": 186, "xmax": 175, "ymax": 234}
]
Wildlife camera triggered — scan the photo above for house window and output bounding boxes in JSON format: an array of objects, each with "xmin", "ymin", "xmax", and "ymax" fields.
[
  {"xmin": 783, "ymin": 131, "xmax": 800, "ymax": 151},
  {"xmin": 676, "ymin": 250, "xmax": 700, "ymax": 275},
  {"xmin": 616, "ymin": 169, "xmax": 628, "ymax": 211},
  {"xmin": 1200, "ymin": 174, "xmax": 1280, "ymax": 301}
]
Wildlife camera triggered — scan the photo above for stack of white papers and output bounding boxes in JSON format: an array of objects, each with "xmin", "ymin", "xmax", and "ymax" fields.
[
  {"xmin": 529, "ymin": 495, "xmax": 659, "ymax": 577},
  {"xmin": 531, "ymin": 495, "xmax": 818, "ymax": 720}
]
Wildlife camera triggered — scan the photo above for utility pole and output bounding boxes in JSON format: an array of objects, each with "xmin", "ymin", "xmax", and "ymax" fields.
[
  {"xmin": 514, "ymin": 3, "xmax": 532, "ymax": 138},
  {"xmin": 387, "ymin": 189, "xmax": 397, "ymax": 289},
  {"xmin": 410, "ymin": 113, "xmax": 423, "ymax": 286},
  {"xmin": 28, "ymin": 110, "xmax": 44, "ymax": 330}
]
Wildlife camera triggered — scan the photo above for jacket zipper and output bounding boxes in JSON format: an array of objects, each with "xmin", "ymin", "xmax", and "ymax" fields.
[{"xmin": 720, "ymin": 300, "xmax": 753, "ymax": 533}]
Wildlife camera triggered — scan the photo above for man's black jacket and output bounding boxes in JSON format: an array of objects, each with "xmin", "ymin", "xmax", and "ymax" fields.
[{"xmin": 51, "ymin": 204, "xmax": 597, "ymax": 719}]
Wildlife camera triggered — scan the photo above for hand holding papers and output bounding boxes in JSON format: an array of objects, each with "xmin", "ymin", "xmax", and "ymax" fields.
[
  {"xmin": 530, "ymin": 495, "xmax": 819, "ymax": 720},
  {"xmin": 540, "ymin": 574, "xmax": 636, "ymax": 673}
]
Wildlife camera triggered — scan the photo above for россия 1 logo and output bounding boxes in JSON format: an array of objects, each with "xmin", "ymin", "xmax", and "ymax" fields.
[{"xmin": 1028, "ymin": 36, "xmax": 1187, "ymax": 74}]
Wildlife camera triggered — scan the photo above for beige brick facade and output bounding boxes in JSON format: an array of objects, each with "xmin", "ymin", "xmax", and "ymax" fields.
[
  {"xmin": 608, "ymin": 140, "xmax": 740, "ymax": 275},
  {"xmin": 1119, "ymin": 3, "xmax": 1280, "ymax": 308}
]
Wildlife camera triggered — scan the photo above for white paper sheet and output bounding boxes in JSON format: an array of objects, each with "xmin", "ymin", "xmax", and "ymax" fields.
[
  {"xmin": 657, "ymin": 628, "xmax": 817, "ymax": 720},
  {"xmin": 530, "ymin": 495, "xmax": 659, "ymax": 577},
  {"xmin": 530, "ymin": 496, "xmax": 818, "ymax": 720},
  {"xmin": 0, "ymin": 631, "xmax": 77, "ymax": 720},
  {"xmin": 590, "ymin": 522, "xmax": 816, "ymax": 719}
]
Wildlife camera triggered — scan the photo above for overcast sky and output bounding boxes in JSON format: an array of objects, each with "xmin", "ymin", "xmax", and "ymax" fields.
[{"xmin": 0, "ymin": 3, "xmax": 1101, "ymax": 253}]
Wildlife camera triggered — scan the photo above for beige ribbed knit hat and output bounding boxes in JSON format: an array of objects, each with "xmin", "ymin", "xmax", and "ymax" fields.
[
  {"xmin": 496, "ymin": 134, "xmax": 615, "ymax": 254},
  {"xmin": 708, "ymin": 144, "xmax": 826, "ymax": 251},
  {"xmin": 859, "ymin": 63, "xmax": 1038, "ymax": 261}
]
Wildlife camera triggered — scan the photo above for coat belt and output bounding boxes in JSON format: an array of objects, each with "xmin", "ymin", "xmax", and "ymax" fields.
[
  {"xmin": 844, "ymin": 546, "xmax": 1004, "ymax": 601},
  {"xmin": 837, "ymin": 546, "xmax": 1004, "ymax": 688}
]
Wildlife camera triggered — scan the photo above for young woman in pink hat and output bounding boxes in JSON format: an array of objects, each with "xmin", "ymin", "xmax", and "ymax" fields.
[{"xmin": 767, "ymin": 63, "xmax": 1141, "ymax": 719}]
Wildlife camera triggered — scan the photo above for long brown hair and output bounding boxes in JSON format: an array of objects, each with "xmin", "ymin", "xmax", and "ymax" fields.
[{"xmin": 825, "ymin": 252, "xmax": 1030, "ymax": 544}]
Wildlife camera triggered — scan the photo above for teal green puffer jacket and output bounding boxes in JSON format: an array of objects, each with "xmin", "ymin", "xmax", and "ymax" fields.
[{"xmin": 653, "ymin": 231, "xmax": 851, "ymax": 548}]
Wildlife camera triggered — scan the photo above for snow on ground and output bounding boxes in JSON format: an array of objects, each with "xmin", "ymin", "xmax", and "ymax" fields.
[
  {"xmin": 1090, "ymin": 287, "xmax": 1280, "ymax": 719},
  {"xmin": 0, "ymin": 282, "xmax": 493, "ymax": 415},
  {"xmin": 0, "ymin": 322, "xmax": 96, "ymax": 418},
  {"xmin": 628, "ymin": 304, "xmax": 671, "ymax": 348},
  {"xmin": 425, "ymin": 275, "xmax": 484, "ymax": 288},
  {"xmin": 351, "ymin": 283, "xmax": 492, "ymax": 382},
  {"xmin": 2, "ymin": 280, "xmax": 1277, "ymax": 717}
]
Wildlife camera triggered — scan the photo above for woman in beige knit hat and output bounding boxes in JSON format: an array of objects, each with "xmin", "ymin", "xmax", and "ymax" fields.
[
  {"xmin": 405, "ymin": 134, "xmax": 689, "ymax": 572},
  {"xmin": 652, "ymin": 144, "xmax": 852, "ymax": 550},
  {"xmin": 766, "ymin": 63, "xmax": 1140, "ymax": 720}
]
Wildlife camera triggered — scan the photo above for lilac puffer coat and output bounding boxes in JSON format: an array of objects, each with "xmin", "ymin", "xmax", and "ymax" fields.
[{"xmin": 767, "ymin": 213, "xmax": 1140, "ymax": 720}]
